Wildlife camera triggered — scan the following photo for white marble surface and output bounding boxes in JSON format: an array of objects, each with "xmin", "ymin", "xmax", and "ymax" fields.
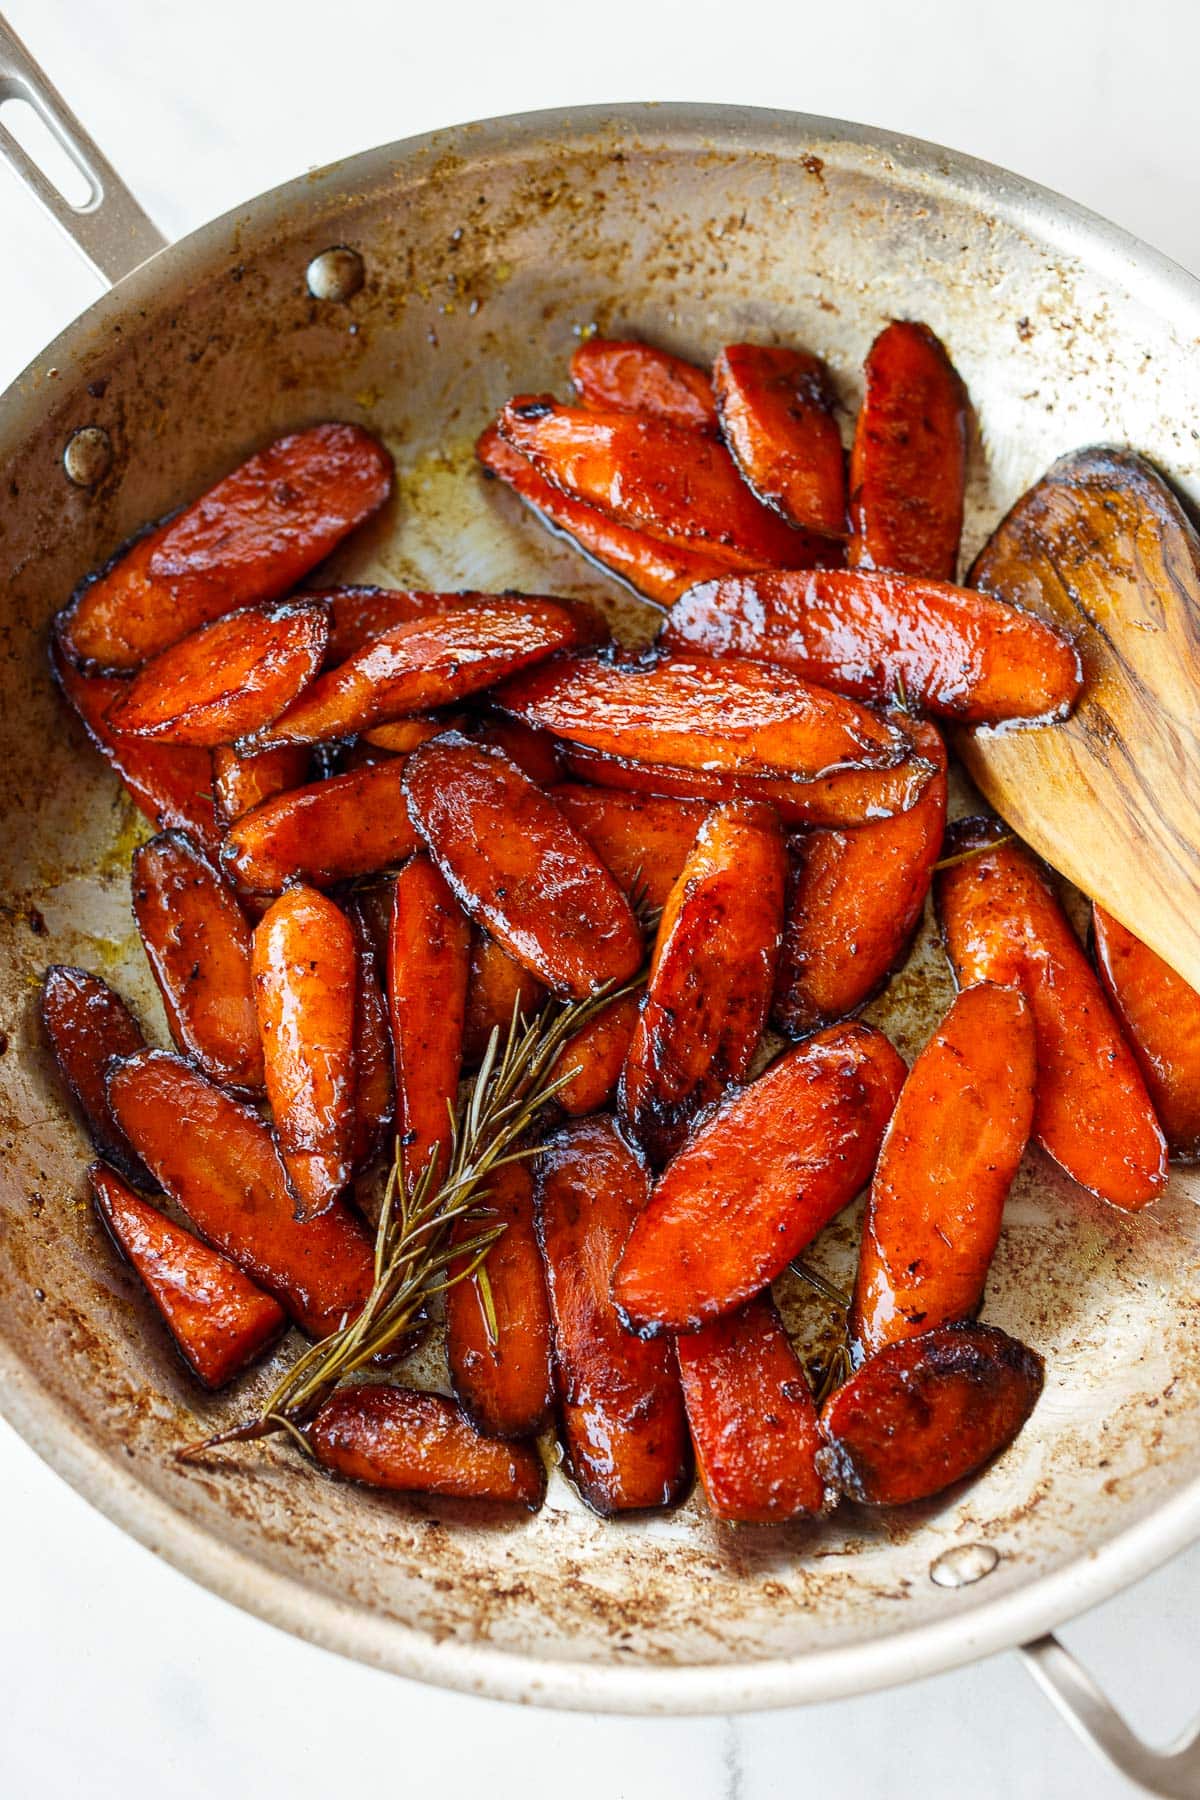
[{"xmin": 1, "ymin": 2, "xmax": 1198, "ymax": 1794}]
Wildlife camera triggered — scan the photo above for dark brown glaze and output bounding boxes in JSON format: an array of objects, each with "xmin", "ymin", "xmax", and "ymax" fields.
[
  {"xmin": 387, "ymin": 853, "xmax": 470, "ymax": 1191},
  {"xmin": 570, "ymin": 337, "xmax": 718, "ymax": 431},
  {"xmin": 1093, "ymin": 904, "xmax": 1200, "ymax": 1159},
  {"xmin": 213, "ymin": 743, "xmax": 311, "ymax": 827},
  {"xmin": 551, "ymin": 782, "xmax": 706, "ymax": 909},
  {"xmin": 221, "ymin": 759, "xmax": 420, "ymax": 892},
  {"xmin": 553, "ymin": 991, "xmax": 641, "ymax": 1118},
  {"xmin": 346, "ymin": 898, "xmax": 395, "ymax": 1171},
  {"xmin": 462, "ymin": 928, "xmax": 547, "ymax": 1068},
  {"xmin": 39, "ymin": 966, "xmax": 149, "ymax": 1185},
  {"xmin": 713, "ymin": 344, "xmax": 846, "ymax": 538}
]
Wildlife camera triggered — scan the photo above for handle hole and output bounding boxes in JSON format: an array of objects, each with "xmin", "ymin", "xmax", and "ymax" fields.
[{"xmin": 0, "ymin": 94, "xmax": 94, "ymax": 209}]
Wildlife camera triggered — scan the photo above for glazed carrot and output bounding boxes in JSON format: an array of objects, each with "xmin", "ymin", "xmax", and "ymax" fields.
[
  {"xmin": 936, "ymin": 820, "xmax": 1167, "ymax": 1209},
  {"xmin": 851, "ymin": 984, "xmax": 1036, "ymax": 1359},
  {"xmin": 613, "ymin": 1022, "xmax": 906, "ymax": 1335},
  {"xmin": 446, "ymin": 1160, "xmax": 555, "ymax": 1439},
  {"xmin": 536, "ymin": 1116, "xmax": 692, "ymax": 1514},
  {"xmin": 323, "ymin": 587, "xmax": 485, "ymax": 662},
  {"xmin": 403, "ymin": 734, "xmax": 643, "ymax": 998},
  {"xmin": 253, "ymin": 887, "xmax": 358, "ymax": 1221},
  {"xmin": 90, "ymin": 1161, "xmax": 285, "ymax": 1387},
  {"xmin": 817, "ymin": 1324, "xmax": 1043, "ymax": 1505},
  {"xmin": 347, "ymin": 899, "xmax": 395, "ymax": 1170},
  {"xmin": 57, "ymin": 424, "xmax": 392, "ymax": 670},
  {"xmin": 221, "ymin": 759, "xmax": 419, "ymax": 892},
  {"xmin": 132, "ymin": 831, "xmax": 264, "ymax": 1091},
  {"xmin": 621, "ymin": 801, "xmax": 785, "ymax": 1164},
  {"xmin": 1093, "ymin": 904, "xmax": 1200, "ymax": 1158},
  {"xmin": 306, "ymin": 1384, "xmax": 546, "ymax": 1509},
  {"xmin": 570, "ymin": 337, "xmax": 718, "ymax": 431},
  {"xmin": 462, "ymin": 928, "xmax": 546, "ymax": 1066},
  {"xmin": 213, "ymin": 743, "xmax": 310, "ymax": 827},
  {"xmin": 107, "ymin": 1049, "xmax": 374, "ymax": 1336},
  {"xmin": 849, "ymin": 322, "xmax": 967, "ymax": 580},
  {"xmin": 551, "ymin": 783, "xmax": 706, "ymax": 908},
  {"xmin": 387, "ymin": 854, "xmax": 470, "ymax": 1190},
  {"xmin": 676, "ymin": 1294, "xmax": 825, "ymax": 1522},
  {"xmin": 663, "ymin": 568, "xmax": 1082, "ymax": 725},
  {"xmin": 553, "ymin": 991, "xmax": 641, "ymax": 1117},
  {"xmin": 52, "ymin": 646, "xmax": 222, "ymax": 858},
  {"xmin": 104, "ymin": 599, "xmax": 329, "ymax": 744},
  {"xmin": 713, "ymin": 345, "xmax": 846, "ymax": 538},
  {"xmin": 362, "ymin": 716, "xmax": 461, "ymax": 754},
  {"xmin": 39, "ymin": 966, "xmax": 148, "ymax": 1185},
  {"xmin": 496, "ymin": 652, "xmax": 911, "ymax": 783},
  {"xmin": 468, "ymin": 713, "xmax": 564, "ymax": 786},
  {"xmin": 773, "ymin": 719, "xmax": 947, "ymax": 1035}
]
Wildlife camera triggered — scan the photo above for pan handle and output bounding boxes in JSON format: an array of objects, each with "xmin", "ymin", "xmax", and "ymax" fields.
[
  {"xmin": 1021, "ymin": 1633, "xmax": 1200, "ymax": 1798},
  {"xmin": 0, "ymin": 13, "xmax": 166, "ymax": 285}
]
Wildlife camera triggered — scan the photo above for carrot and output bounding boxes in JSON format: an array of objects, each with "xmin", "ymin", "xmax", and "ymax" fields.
[
  {"xmin": 662, "ymin": 568, "xmax": 1082, "ymax": 725},
  {"xmin": 90, "ymin": 1161, "xmax": 285, "ymax": 1387},
  {"xmin": 713, "ymin": 344, "xmax": 846, "ymax": 538},
  {"xmin": 613, "ymin": 1021, "xmax": 906, "ymax": 1335},
  {"xmin": 107, "ymin": 1049, "xmax": 374, "ymax": 1336},
  {"xmin": 323, "ymin": 587, "xmax": 484, "ymax": 662},
  {"xmin": 849, "ymin": 322, "xmax": 967, "ymax": 580},
  {"xmin": 551, "ymin": 783, "xmax": 706, "ymax": 908},
  {"xmin": 817, "ymin": 1324, "xmax": 1044, "ymax": 1505},
  {"xmin": 468, "ymin": 713, "xmax": 564, "ymax": 786},
  {"xmin": 306, "ymin": 1383, "xmax": 546, "ymax": 1509},
  {"xmin": 213, "ymin": 743, "xmax": 310, "ymax": 827},
  {"xmin": 936, "ymin": 820, "xmax": 1167, "ymax": 1209},
  {"xmin": 403, "ymin": 733, "xmax": 643, "ymax": 998},
  {"xmin": 221, "ymin": 759, "xmax": 419, "ymax": 892},
  {"xmin": 676, "ymin": 1294, "xmax": 825, "ymax": 1522},
  {"xmin": 462, "ymin": 928, "xmax": 546, "ymax": 1067},
  {"xmin": 773, "ymin": 719, "xmax": 947, "ymax": 1035},
  {"xmin": 536, "ymin": 1116, "xmax": 692, "ymax": 1514},
  {"xmin": 362, "ymin": 716, "xmax": 463, "ymax": 754},
  {"xmin": 387, "ymin": 854, "xmax": 470, "ymax": 1191},
  {"xmin": 346, "ymin": 898, "xmax": 395, "ymax": 1171},
  {"xmin": 570, "ymin": 337, "xmax": 718, "ymax": 431},
  {"xmin": 57, "ymin": 424, "xmax": 392, "ymax": 670},
  {"xmin": 553, "ymin": 991, "xmax": 641, "ymax": 1117},
  {"xmin": 851, "ymin": 984, "xmax": 1036, "ymax": 1358},
  {"xmin": 1093, "ymin": 904, "xmax": 1200, "ymax": 1159},
  {"xmin": 621, "ymin": 801, "xmax": 785, "ymax": 1163},
  {"xmin": 39, "ymin": 967, "xmax": 148, "ymax": 1185},
  {"xmin": 132, "ymin": 831, "xmax": 263, "ymax": 1091}
]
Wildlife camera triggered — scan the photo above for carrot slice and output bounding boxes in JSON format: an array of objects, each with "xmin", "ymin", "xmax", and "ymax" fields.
[
  {"xmin": 676, "ymin": 1294, "xmax": 825, "ymax": 1521},
  {"xmin": 52, "ymin": 645, "xmax": 222, "ymax": 858},
  {"xmin": 39, "ymin": 966, "xmax": 148, "ymax": 1185},
  {"xmin": 553, "ymin": 991, "xmax": 641, "ymax": 1117},
  {"xmin": 403, "ymin": 733, "xmax": 643, "ymax": 998},
  {"xmin": 817, "ymin": 1324, "xmax": 1044, "ymax": 1505},
  {"xmin": 621, "ymin": 801, "xmax": 785, "ymax": 1163},
  {"xmin": 387, "ymin": 854, "xmax": 470, "ymax": 1190},
  {"xmin": 221, "ymin": 759, "xmax": 419, "ymax": 892},
  {"xmin": 849, "ymin": 322, "xmax": 967, "ymax": 580},
  {"xmin": 536, "ymin": 1116, "xmax": 692, "ymax": 1514},
  {"xmin": 213, "ymin": 743, "xmax": 310, "ymax": 827},
  {"xmin": 468, "ymin": 713, "xmax": 564, "ymax": 785},
  {"xmin": 773, "ymin": 719, "xmax": 947, "ymax": 1035},
  {"xmin": 551, "ymin": 783, "xmax": 706, "ymax": 908},
  {"xmin": 851, "ymin": 983, "xmax": 1036, "ymax": 1359},
  {"xmin": 90, "ymin": 1161, "xmax": 285, "ymax": 1386},
  {"xmin": 446, "ymin": 1160, "xmax": 555, "ymax": 1439},
  {"xmin": 132, "ymin": 830, "xmax": 263, "ymax": 1091},
  {"xmin": 570, "ymin": 337, "xmax": 718, "ymax": 431},
  {"xmin": 663, "ymin": 568, "xmax": 1082, "ymax": 725},
  {"xmin": 496, "ymin": 652, "xmax": 911, "ymax": 783},
  {"xmin": 1093, "ymin": 904, "xmax": 1200, "ymax": 1159},
  {"xmin": 362, "ymin": 716, "xmax": 463, "ymax": 754},
  {"xmin": 935, "ymin": 820, "xmax": 1167, "ymax": 1209},
  {"xmin": 462, "ymin": 928, "xmax": 546, "ymax": 1067},
  {"xmin": 713, "ymin": 344, "xmax": 846, "ymax": 538},
  {"xmin": 107, "ymin": 1049, "xmax": 374, "ymax": 1336},
  {"xmin": 346, "ymin": 897, "xmax": 395, "ymax": 1169},
  {"xmin": 613, "ymin": 1021, "xmax": 905, "ymax": 1335},
  {"xmin": 307, "ymin": 1383, "xmax": 546, "ymax": 1508},
  {"xmin": 253, "ymin": 887, "xmax": 358, "ymax": 1221},
  {"xmin": 323, "ymin": 587, "xmax": 486, "ymax": 662}
]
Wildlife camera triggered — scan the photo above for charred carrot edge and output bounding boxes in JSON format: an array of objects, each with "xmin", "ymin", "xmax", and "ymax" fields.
[
  {"xmin": 1092, "ymin": 904, "xmax": 1200, "ymax": 1160},
  {"xmin": 221, "ymin": 758, "xmax": 420, "ymax": 892},
  {"xmin": 570, "ymin": 337, "xmax": 719, "ymax": 431},
  {"xmin": 713, "ymin": 344, "xmax": 847, "ymax": 539},
  {"xmin": 39, "ymin": 966, "xmax": 149, "ymax": 1186},
  {"xmin": 387, "ymin": 854, "xmax": 471, "ymax": 1191}
]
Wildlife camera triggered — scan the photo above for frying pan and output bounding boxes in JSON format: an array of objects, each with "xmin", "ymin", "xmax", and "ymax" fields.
[{"xmin": 1, "ymin": 16, "xmax": 1197, "ymax": 1792}]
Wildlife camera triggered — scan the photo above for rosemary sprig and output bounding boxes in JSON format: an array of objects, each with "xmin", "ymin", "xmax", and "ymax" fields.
[
  {"xmin": 932, "ymin": 831, "xmax": 1014, "ymax": 873},
  {"xmin": 790, "ymin": 1259, "xmax": 855, "ymax": 1406}
]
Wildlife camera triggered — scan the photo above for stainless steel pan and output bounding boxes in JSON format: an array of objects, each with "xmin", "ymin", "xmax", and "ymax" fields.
[{"xmin": 1, "ymin": 17, "xmax": 1197, "ymax": 1791}]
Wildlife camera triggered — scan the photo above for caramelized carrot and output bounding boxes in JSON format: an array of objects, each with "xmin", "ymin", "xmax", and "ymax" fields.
[
  {"xmin": 347, "ymin": 898, "xmax": 394, "ymax": 1169},
  {"xmin": 536, "ymin": 1116, "xmax": 692, "ymax": 1514},
  {"xmin": 614, "ymin": 1022, "xmax": 905, "ymax": 1335},
  {"xmin": 676, "ymin": 1294, "xmax": 825, "ymax": 1522},
  {"xmin": 936, "ymin": 821, "xmax": 1167, "ymax": 1209},
  {"xmin": 213, "ymin": 743, "xmax": 310, "ymax": 827},
  {"xmin": 468, "ymin": 713, "xmax": 564, "ymax": 785},
  {"xmin": 818, "ymin": 1324, "xmax": 1044, "ymax": 1505},
  {"xmin": 1093, "ymin": 904, "xmax": 1200, "ymax": 1158},
  {"xmin": 58, "ymin": 424, "xmax": 392, "ymax": 670},
  {"xmin": 403, "ymin": 734, "xmax": 643, "ymax": 998},
  {"xmin": 849, "ymin": 322, "xmax": 967, "ymax": 580},
  {"xmin": 851, "ymin": 984, "xmax": 1036, "ymax": 1358},
  {"xmin": 39, "ymin": 966, "xmax": 148, "ymax": 1185},
  {"xmin": 462, "ymin": 928, "xmax": 546, "ymax": 1066},
  {"xmin": 323, "ymin": 587, "xmax": 483, "ymax": 662},
  {"xmin": 107, "ymin": 1049, "xmax": 373, "ymax": 1336},
  {"xmin": 221, "ymin": 759, "xmax": 419, "ymax": 892},
  {"xmin": 713, "ymin": 344, "xmax": 846, "ymax": 538},
  {"xmin": 132, "ymin": 831, "xmax": 263, "ymax": 1091},
  {"xmin": 773, "ymin": 719, "xmax": 947, "ymax": 1035},
  {"xmin": 570, "ymin": 337, "xmax": 718, "ymax": 431},
  {"xmin": 362, "ymin": 716, "xmax": 461, "ymax": 754},
  {"xmin": 553, "ymin": 991, "xmax": 641, "ymax": 1117},
  {"xmin": 446, "ymin": 1160, "xmax": 555, "ymax": 1439},
  {"xmin": 663, "ymin": 568, "xmax": 1082, "ymax": 725},
  {"xmin": 387, "ymin": 854, "xmax": 470, "ymax": 1190},
  {"xmin": 621, "ymin": 801, "xmax": 785, "ymax": 1163},
  {"xmin": 307, "ymin": 1383, "xmax": 546, "ymax": 1509},
  {"xmin": 90, "ymin": 1161, "xmax": 285, "ymax": 1386},
  {"xmin": 551, "ymin": 783, "xmax": 706, "ymax": 908},
  {"xmin": 253, "ymin": 887, "xmax": 358, "ymax": 1221}
]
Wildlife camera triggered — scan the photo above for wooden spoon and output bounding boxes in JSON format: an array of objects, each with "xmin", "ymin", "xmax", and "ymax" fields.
[{"xmin": 960, "ymin": 446, "xmax": 1200, "ymax": 990}]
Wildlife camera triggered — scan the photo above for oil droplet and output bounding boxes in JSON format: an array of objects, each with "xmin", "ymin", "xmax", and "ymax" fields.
[{"xmin": 929, "ymin": 1542, "xmax": 999, "ymax": 1588}]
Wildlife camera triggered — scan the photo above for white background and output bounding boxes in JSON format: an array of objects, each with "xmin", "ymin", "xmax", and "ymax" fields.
[{"xmin": 1, "ymin": 2, "xmax": 1198, "ymax": 1795}]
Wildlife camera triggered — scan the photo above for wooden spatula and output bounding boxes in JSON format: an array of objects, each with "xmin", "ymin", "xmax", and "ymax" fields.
[{"xmin": 959, "ymin": 446, "xmax": 1200, "ymax": 990}]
